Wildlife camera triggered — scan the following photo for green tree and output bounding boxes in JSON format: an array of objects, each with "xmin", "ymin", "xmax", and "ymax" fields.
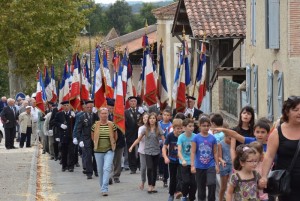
[
  {"xmin": 0, "ymin": 0, "xmax": 91, "ymax": 97},
  {"xmin": 106, "ymin": 0, "xmax": 133, "ymax": 35},
  {"xmin": 139, "ymin": 3, "xmax": 158, "ymax": 26},
  {"xmin": 88, "ymin": 3, "xmax": 110, "ymax": 35}
]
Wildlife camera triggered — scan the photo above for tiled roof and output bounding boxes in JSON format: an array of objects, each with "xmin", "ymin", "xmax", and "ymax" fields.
[
  {"xmin": 103, "ymin": 24, "xmax": 157, "ymax": 50},
  {"xmin": 101, "ymin": 27, "xmax": 119, "ymax": 43},
  {"xmin": 152, "ymin": 2, "xmax": 178, "ymax": 20},
  {"xmin": 174, "ymin": 0, "xmax": 246, "ymax": 39}
]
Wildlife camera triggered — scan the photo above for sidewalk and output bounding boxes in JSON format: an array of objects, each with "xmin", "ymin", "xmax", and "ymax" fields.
[
  {"xmin": 39, "ymin": 152, "xmax": 170, "ymax": 201},
  {"xmin": 0, "ymin": 139, "xmax": 38, "ymax": 201}
]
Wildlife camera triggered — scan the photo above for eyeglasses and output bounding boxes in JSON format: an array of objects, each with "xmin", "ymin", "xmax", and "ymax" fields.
[
  {"xmin": 288, "ymin": 96, "xmax": 300, "ymax": 102},
  {"xmin": 246, "ymin": 160, "xmax": 259, "ymax": 164}
]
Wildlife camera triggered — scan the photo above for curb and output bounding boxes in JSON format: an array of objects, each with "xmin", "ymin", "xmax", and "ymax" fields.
[{"xmin": 26, "ymin": 140, "xmax": 39, "ymax": 201}]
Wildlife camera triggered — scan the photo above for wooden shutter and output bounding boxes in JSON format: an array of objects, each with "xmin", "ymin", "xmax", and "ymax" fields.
[
  {"xmin": 246, "ymin": 64, "xmax": 251, "ymax": 105},
  {"xmin": 253, "ymin": 65, "xmax": 258, "ymax": 114},
  {"xmin": 268, "ymin": 0, "xmax": 280, "ymax": 49},
  {"xmin": 267, "ymin": 69, "xmax": 273, "ymax": 121},
  {"xmin": 277, "ymin": 72, "xmax": 283, "ymax": 118}
]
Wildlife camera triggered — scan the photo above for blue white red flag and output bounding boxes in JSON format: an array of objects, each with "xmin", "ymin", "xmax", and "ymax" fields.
[
  {"xmin": 93, "ymin": 46, "xmax": 106, "ymax": 109},
  {"xmin": 196, "ymin": 42, "xmax": 207, "ymax": 108},
  {"xmin": 103, "ymin": 50, "xmax": 114, "ymax": 98},
  {"xmin": 157, "ymin": 44, "xmax": 168, "ymax": 106},
  {"xmin": 113, "ymin": 64, "xmax": 125, "ymax": 133},
  {"xmin": 58, "ymin": 61, "xmax": 70, "ymax": 110},
  {"xmin": 50, "ymin": 65, "xmax": 57, "ymax": 103},
  {"xmin": 70, "ymin": 54, "xmax": 81, "ymax": 110},
  {"xmin": 36, "ymin": 70, "xmax": 46, "ymax": 113},
  {"xmin": 44, "ymin": 66, "xmax": 53, "ymax": 102}
]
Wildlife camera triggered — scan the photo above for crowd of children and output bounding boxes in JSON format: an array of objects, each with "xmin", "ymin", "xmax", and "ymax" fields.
[{"xmin": 131, "ymin": 105, "xmax": 277, "ymax": 201}]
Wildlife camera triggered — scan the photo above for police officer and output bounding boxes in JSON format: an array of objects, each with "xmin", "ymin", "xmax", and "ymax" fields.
[
  {"xmin": 54, "ymin": 101, "xmax": 76, "ymax": 172},
  {"xmin": 76, "ymin": 100, "xmax": 99, "ymax": 179}
]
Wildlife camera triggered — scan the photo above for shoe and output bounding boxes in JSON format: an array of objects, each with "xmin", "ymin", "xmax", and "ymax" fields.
[
  {"xmin": 175, "ymin": 192, "xmax": 183, "ymax": 199},
  {"xmin": 62, "ymin": 168, "xmax": 66, "ymax": 172},
  {"xmin": 163, "ymin": 182, "xmax": 168, "ymax": 188},
  {"xmin": 69, "ymin": 169, "xmax": 74, "ymax": 172},
  {"xmin": 181, "ymin": 197, "xmax": 187, "ymax": 201},
  {"xmin": 102, "ymin": 192, "xmax": 108, "ymax": 196},
  {"xmin": 50, "ymin": 156, "xmax": 54, "ymax": 160},
  {"xmin": 54, "ymin": 157, "xmax": 58, "ymax": 161},
  {"xmin": 114, "ymin": 178, "xmax": 120, "ymax": 183},
  {"xmin": 26, "ymin": 146, "xmax": 32, "ymax": 148},
  {"xmin": 94, "ymin": 172, "xmax": 98, "ymax": 177},
  {"xmin": 75, "ymin": 163, "xmax": 80, "ymax": 167},
  {"xmin": 83, "ymin": 170, "xmax": 87, "ymax": 174},
  {"xmin": 168, "ymin": 195, "xmax": 174, "ymax": 201},
  {"xmin": 16, "ymin": 139, "xmax": 20, "ymax": 142},
  {"xmin": 151, "ymin": 189, "xmax": 158, "ymax": 193},
  {"xmin": 130, "ymin": 171, "xmax": 136, "ymax": 174},
  {"xmin": 87, "ymin": 175, "xmax": 92, "ymax": 179},
  {"xmin": 124, "ymin": 167, "xmax": 130, "ymax": 171},
  {"xmin": 11, "ymin": 146, "xmax": 18, "ymax": 149},
  {"xmin": 109, "ymin": 178, "xmax": 113, "ymax": 185}
]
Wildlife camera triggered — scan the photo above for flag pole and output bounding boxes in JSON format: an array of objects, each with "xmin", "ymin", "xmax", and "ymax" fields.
[
  {"xmin": 182, "ymin": 26, "xmax": 189, "ymax": 96},
  {"xmin": 192, "ymin": 31, "xmax": 206, "ymax": 97}
]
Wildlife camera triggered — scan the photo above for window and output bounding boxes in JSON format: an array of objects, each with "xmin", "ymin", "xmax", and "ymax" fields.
[{"xmin": 266, "ymin": 0, "xmax": 280, "ymax": 49}]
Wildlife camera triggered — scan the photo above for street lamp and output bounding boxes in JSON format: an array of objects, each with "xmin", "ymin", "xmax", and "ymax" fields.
[{"xmin": 80, "ymin": 26, "xmax": 92, "ymax": 84}]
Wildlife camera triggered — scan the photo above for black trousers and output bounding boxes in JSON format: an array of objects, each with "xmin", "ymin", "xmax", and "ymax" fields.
[
  {"xmin": 169, "ymin": 163, "xmax": 182, "ymax": 195},
  {"xmin": 4, "ymin": 127, "xmax": 16, "ymax": 149},
  {"xmin": 74, "ymin": 144, "xmax": 79, "ymax": 164},
  {"xmin": 196, "ymin": 168, "xmax": 216, "ymax": 201},
  {"xmin": 20, "ymin": 127, "xmax": 32, "ymax": 148},
  {"xmin": 145, "ymin": 154, "xmax": 159, "ymax": 186},
  {"xmin": 61, "ymin": 142, "xmax": 75, "ymax": 169},
  {"xmin": 159, "ymin": 154, "xmax": 169, "ymax": 182},
  {"xmin": 181, "ymin": 165, "xmax": 196, "ymax": 201},
  {"xmin": 126, "ymin": 141, "xmax": 137, "ymax": 171},
  {"xmin": 83, "ymin": 146, "xmax": 97, "ymax": 176},
  {"xmin": 53, "ymin": 141, "xmax": 59, "ymax": 158}
]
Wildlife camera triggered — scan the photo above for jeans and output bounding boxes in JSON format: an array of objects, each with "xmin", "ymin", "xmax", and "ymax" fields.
[
  {"xmin": 95, "ymin": 150, "xmax": 114, "ymax": 193},
  {"xmin": 139, "ymin": 153, "xmax": 147, "ymax": 183}
]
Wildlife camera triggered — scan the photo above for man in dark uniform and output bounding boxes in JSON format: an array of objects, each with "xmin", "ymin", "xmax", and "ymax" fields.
[
  {"xmin": 184, "ymin": 95, "xmax": 203, "ymax": 120},
  {"xmin": 49, "ymin": 103, "xmax": 59, "ymax": 161},
  {"xmin": 0, "ymin": 98, "xmax": 17, "ymax": 149},
  {"xmin": 76, "ymin": 100, "xmax": 99, "ymax": 179},
  {"xmin": 54, "ymin": 101, "xmax": 76, "ymax": 172},
  {"xmin": 107, "ymin": 98, "xmax": 125, "ymax": 183},
  {"xmin": 125, "ymin": 96, "xmax": 140, "ymax": 174}
]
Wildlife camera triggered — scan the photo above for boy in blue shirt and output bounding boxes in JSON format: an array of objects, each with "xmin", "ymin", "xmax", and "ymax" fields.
[
  {"xmin": 162, "ymin": 119, "xmax": 183, "ymax": 201},
  {"xmin": 191, "ymin": 116, "xmax": 219, "ymax": 201},
  {"xmin": 158, "ymin": 109, "xmax": 173, "ymax": 187},
  {"xmin": 177, "ymin": 118, "xmax": 196, "ymax": 201},
  {"xmin": 212, "ymin": 118, "xmax": 270, "ymax": 152}
]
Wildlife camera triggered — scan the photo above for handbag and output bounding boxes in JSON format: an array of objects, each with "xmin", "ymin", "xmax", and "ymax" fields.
[{"xmin": 264, "ymin": 138, "xmax": 300, "ymax": 196}]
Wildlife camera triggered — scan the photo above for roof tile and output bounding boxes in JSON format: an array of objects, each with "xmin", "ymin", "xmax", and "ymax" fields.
[{"xmin": 184, "ymin": 0, "xmax": 246, "ymax": 38}]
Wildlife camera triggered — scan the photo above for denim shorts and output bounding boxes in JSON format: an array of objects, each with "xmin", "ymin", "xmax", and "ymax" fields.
[{"xmin": 219, "ymin": 164, "xmax": 232, "ymax": 176}]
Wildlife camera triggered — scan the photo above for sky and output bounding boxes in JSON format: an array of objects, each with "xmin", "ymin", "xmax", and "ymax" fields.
[{"xmin": 95, "ymin": 0, "xmax": 166, "ymax": 4}]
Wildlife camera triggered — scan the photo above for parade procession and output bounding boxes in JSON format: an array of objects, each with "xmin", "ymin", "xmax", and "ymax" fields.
[{"xmin": 1, "ymin": 0, "xmax": 300, "ymax": 201}]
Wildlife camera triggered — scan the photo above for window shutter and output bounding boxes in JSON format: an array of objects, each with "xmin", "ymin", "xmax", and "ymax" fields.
[
  {"xmin": 246, "ymin": 64, "xmax": 251, "ymax": 105},
  {"xmin": 268, "ymin": 0, "xmax": 280, "ymax": 49},
  {"xmin": 251, "ymin": 0, "xmax": 257, "ymax": 46},
  {"xmin": 277, "ymin": 72, "xmax": 283, "ymax": 118},
  {"xmin": 267, "ymin": 69, "xmax": 273, "ymax": 121},
  {"xmin": 253, "ymin": 65, "xmax": 258, "ymax": 114}
]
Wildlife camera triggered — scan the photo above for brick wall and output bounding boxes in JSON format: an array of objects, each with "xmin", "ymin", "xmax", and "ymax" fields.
[{"xmin": 289, "ymin": 0, "xmax": 300, "ymax": 57}]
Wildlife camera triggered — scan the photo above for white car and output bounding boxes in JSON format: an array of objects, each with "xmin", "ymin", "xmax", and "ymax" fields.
[{"xmin": 0, "ymin": 120, "xmax": 4, "ymax": 143}]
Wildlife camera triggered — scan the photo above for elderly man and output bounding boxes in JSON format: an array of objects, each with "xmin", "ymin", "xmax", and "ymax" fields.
[
  {"xmin": 0, "ymin": 98, "xmax": 17, "ymax": 149},
  {"xmin": 30, "ymin": 98, "xmax": 39, "ymax": 145},
  {"xmin": 54, "ymin": 101, "xmax": 76, "ymax": 172},
  {"xmin": 18, "ymin": 106, "xmax": 32, "ymax": 148},
  {"xmin": 125, "ymin": 96, "xmax": 140, "ymax": 174}
]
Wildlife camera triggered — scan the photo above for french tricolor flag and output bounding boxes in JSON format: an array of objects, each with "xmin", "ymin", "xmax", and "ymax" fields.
[
  {"xmin": 81, "ymin": 58, "xmax": 90, "ymax": 101},
  {"xmin": 103, "ymin": 50, "xmax": 114, "ymax": 98},
  {"xmin": 44, "ymin": 66, "xmax": 53, "ymax": 102},
  {"xmin": 36, "ymin": 70, "xmax": 46, "ymax": 113},
  {"xmin": 93, "ymin": 46, "xmax": 106, "ymax": 109},
  {"xmin": 70, "ymin": 54, "xmax": 81, "ymax": 110},
  {"xmin": 142, "ymin": 35, "xmax": 157, "ymax": 106},
  {"xmin": 196, "ymin": 42, "xmax": 207, "ymax": 108},
  {"xmin": 157, "ymin": 44, "xmax": 168, "ymax": 107},
  {"xmin": 50, "ymin": 65, "xmax": 57, "ymax": 103},
  {"xmin": 113, "ymin": 64, "xmax": 125, "ymax": 133},
  {"xmin": 58, "ymin": 61, "xmax": 70, "ymax": 110}
]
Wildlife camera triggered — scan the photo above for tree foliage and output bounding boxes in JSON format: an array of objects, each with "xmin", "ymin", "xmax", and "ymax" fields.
[{"xmin": 0, "ymin": 0, "xmax": 91, "ymax": 95}]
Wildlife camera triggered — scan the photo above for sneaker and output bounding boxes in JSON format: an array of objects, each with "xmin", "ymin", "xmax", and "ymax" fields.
[
  {"xmin": 181, "ymin": 197, "xmax": 187, "ymax": 201},
  {"xmin": 168, "ymin": 195, "xmax": 174, "ymax": 201},
  {"xmin": 114, "ymin": 178, "xmax": 120, "ymax": 183},
  {"xmin": 109, "ymin": 178, "xmax": 113, "ymax": 185},
  {"xmin": 102, "ymin": 192, "xmax": 108, "ymax": 196},
  {"xmin": 175, "ymin": 192, "xmax": 183, "ymax": 199}
]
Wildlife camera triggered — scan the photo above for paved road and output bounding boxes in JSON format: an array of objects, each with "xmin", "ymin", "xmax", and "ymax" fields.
[
  {"xmin": 0, "ymin": 139, "xmax": 36, "ymax": 201},
  {"xmin": 39, "ymin": 153, "xmax": 170, "ymax": 201}
]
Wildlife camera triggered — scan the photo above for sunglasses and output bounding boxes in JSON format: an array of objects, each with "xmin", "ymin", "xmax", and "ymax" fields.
[{"xmin": 287, "ymin": 96, "xmax": 300, "ymax": 102}]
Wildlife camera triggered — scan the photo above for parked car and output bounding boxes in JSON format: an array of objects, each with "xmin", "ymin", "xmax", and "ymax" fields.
[{"xmin": 0, "ymin": 120, "xmax": 4, "ymax": 143}]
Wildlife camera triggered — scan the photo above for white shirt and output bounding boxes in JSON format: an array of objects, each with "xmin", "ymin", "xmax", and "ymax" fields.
[{"xmin": 31, "ymin": 106, "xmax": 39, "ymax": 122}]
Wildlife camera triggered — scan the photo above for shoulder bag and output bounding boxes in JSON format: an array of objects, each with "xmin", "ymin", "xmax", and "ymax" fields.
[{"xmin": 264, "ymin": 138, "xmax": 300, "ymax": 196}]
